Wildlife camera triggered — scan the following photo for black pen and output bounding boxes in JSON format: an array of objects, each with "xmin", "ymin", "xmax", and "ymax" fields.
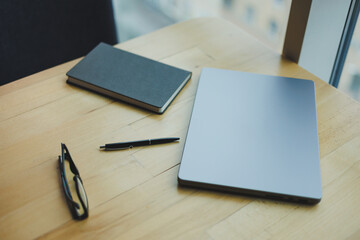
[{"xmin": 100, "ymin": 137, "xmax": 180, "ymax": 150}]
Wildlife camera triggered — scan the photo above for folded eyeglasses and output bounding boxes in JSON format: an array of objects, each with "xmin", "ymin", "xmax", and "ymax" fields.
[{"xmin": 58, "ymin": 143, "xmax": 89, "ymax": 220}]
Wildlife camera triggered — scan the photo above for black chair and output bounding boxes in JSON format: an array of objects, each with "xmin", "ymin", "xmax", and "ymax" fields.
[{"xmin": 0, "ymin": 0, "xmax": 117, "ymax": 85}]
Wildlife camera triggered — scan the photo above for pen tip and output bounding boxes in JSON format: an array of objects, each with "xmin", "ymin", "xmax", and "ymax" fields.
[{"xmin": 100, "ymin": 146, "xmax": 105, "ymax": 149}]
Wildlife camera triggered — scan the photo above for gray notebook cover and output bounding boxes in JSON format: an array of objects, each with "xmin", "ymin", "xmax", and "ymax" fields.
[
  {"xmin": 178, "ymin": 68, "xmax": 322, "ymax": 204},
  {"xmin": 67, "ymin": 42, "xmax": 192, "ymax": 113}
]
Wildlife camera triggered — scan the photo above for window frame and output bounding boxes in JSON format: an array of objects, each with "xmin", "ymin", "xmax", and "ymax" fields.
[{"xmin": 283, "ymin": 0, "xmax": 360, "ymax": 87}]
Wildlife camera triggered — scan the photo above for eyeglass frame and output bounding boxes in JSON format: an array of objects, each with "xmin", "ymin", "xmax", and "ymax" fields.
[{"xmin": 58, "ymin": 143, "xmax": 89, "ymax": 220}]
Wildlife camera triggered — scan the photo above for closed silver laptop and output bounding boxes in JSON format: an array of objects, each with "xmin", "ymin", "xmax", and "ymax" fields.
[{"xmin": 178, "ymin": 68, "xmax": 322, "ymax": 204}]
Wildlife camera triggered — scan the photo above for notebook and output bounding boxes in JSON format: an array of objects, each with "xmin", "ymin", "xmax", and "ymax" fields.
[
  {"xmin": 66, "ymin": 42, "xmax": 192, "ymax": 113},
  {"xmin": 178, "ymin": 68, "xmax": 322, "ymax": 204}
]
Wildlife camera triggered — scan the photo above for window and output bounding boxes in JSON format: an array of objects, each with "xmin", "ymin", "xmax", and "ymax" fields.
[
  {"xmin": 338, "ymin": 14, "xmax": 360, "ymax": 100},
  {"xmin": 112, "ymin": 0, "xmax": 291, "ymax": 51}
]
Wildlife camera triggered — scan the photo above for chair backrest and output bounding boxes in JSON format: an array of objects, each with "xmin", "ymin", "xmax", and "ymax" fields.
[{"xmin": 0, "ymin": 0, "xmax": 117, "ymax": 85}]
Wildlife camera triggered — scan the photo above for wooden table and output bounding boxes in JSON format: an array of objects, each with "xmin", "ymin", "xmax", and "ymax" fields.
[{"xmin": 1, "ymin": 18, "xmax": 360, "ymax": 240}]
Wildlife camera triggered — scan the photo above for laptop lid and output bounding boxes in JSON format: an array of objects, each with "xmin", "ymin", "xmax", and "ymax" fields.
[{"xmin": 178, "ymin": 68, "xmax": 322, "ymax": 204}]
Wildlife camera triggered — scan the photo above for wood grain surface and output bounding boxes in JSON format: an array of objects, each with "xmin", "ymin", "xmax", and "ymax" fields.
[{"xmin": 0, "ymin": 18, "xmax": 359, "ymax": 240}]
